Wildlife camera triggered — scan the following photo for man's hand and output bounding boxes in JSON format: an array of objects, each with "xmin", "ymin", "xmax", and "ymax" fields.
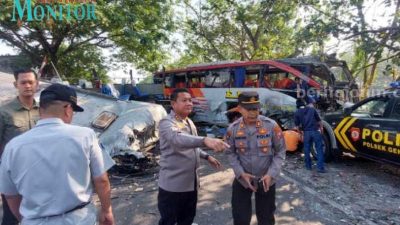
[
  {"xmin": 5, "ymin": 195, "xmax": 22, "ymax": 221},
  {"xmin": 240, "ymin": 172, "xmax": 256, "ymax": 192},
  {"xmin": 94, "ymin": 173, "xmax": 113, "ymax": 225},
  {"xmin": 319, "ymin": 122, "xmax": 324, "ymax": 135},
  {"xmin": 207, "ymin": 156, "xmax": 222, "ymax": 169},
  {"xmin": 204, "ymin": 137, "xmax": 230, "ymax": 152},
  {"xmin": 260, "ymin": 175, "xmax": 272, "ymax": 192},
  {"xmin": 99, "ymin": 208, "xmax": 114, "ymax": 225}
]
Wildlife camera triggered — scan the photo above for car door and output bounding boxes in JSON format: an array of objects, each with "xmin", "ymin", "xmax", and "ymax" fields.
[
  {"xmin": 382, "ymin": 97, "xmax": 400, "ymax": 165},
  {"xmin": 334, "ymin": 96, "xmax": 400, "ymax": 165}
]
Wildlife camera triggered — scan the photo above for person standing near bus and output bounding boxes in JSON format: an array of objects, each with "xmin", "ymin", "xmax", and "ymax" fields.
[
  {"xmin": 294, "ymin": 98, "xmax": 326, "ymax": 173},
  {"xmin": 0, "ymin": 68, "xmax": 39, "ymax": 225},
  {"xmin": 157, "ymin": 88, "xmax": 229, "ymax": 225},
  {"xmin": 226, "ymin": 91, "xmax": 286, "ymax": 225}
]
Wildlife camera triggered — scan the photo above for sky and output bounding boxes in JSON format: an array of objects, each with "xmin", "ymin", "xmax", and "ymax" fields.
[{"xmin": 0, "ymin": 0, "xmax": 395, "ymax": 81}]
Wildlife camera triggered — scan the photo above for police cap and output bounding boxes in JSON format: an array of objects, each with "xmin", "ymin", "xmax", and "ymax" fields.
[{"xmin": 238, "ymin": 91, "xmax": 260, "ymax": 110}]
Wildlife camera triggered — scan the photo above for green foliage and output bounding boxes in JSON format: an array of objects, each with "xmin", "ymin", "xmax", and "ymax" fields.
[
  {"xmin": 102, "ymin": 0, "xmax": 176, "ymax": 72},
  {"xmin": 56, "ymin": 45, "xmax": 108, "ymax": 84},
  {"xmin": 167, "ymin": 54, "xmax": 201, "ymax": 69},
  {"xmin": 139, "ymin": 75, "xmax": 154, "ymax": 84},
  {"xmin": 349, "ymin": 42, "xmax": 367, "ymax": 77},
  {"xmin": 0, "ymin": 0, "xmax": 175, "ymax": 77},
  {"xmin": 175, "ymin": 0, "xmax": 304, "ymax": 66},
  {"xmin": 298, "ymin": 0, "xmax": 399, "ymax": 96}
]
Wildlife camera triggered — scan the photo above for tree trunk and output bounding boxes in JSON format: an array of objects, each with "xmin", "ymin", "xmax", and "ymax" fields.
[{"xmin": 360, "ymin": 60, "xmax": 378, "ymax": 99}]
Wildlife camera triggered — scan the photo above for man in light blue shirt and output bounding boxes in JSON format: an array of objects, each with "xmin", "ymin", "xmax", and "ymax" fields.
[{"xmin": 0, "ymin": 83, "xmax": 115, "ymax": 225}]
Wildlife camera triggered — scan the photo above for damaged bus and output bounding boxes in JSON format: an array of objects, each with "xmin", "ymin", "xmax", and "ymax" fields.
[{"xmin": 148, "ymin": 58, "xmax": 358, "ymax": 128}]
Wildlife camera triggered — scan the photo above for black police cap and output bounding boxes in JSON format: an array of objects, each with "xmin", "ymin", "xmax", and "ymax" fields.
[
  {"xmin": 40, "ymin": 83, "xmax": 84, "ymax": 112},
  {"xmin": 238, "ymin": 91, "xmax": 260, "ymax": 110}
]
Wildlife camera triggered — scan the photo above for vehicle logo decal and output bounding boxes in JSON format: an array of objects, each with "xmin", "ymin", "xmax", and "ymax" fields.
[
  {"xmin": 350, "ymin": 127, "xmax": 361, "ymax": 142},
  {"xmin": 334, "ymin": 117, "xmax": 357, "ymax": 152}
]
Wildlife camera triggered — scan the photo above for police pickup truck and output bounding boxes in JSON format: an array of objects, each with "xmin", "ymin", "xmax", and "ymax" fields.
[{"xmin": 321, "ymin": 91, "xmax": 400, "ymax": 166}]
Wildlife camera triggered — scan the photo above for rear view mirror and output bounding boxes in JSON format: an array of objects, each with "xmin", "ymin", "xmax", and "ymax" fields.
[{"xmin": 343, "ymin": 107, "xmax": 352, "ymax": 116}]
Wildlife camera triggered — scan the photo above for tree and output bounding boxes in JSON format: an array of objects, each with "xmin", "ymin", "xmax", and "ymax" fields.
[
  {"xmin": 175, "ymin": 0, "xmax": 307, "ymax": 66},
  {"xmin": 351, "ymin": 0, "xmax": 399, "ymax": 97},
  {"xmin": 0, "ymin": 0, "xmax": 175, "ymax": 78},
  {"xmin": 56, "ymin": 44, "xmax": 109, "ymax": 84},
  {"xmin": 300, "ymin": 0, "xmax": 400, "ymax": 98}
]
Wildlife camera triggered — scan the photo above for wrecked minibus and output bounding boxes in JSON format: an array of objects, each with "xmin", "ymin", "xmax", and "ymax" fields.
[{"xmin": 0, "ymin": 71, "xmax": 167, "ymax": 173}]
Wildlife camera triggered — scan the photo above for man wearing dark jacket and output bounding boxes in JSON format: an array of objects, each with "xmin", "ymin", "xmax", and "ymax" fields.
[{"xmin": 294, "ymin": 99, "xmax": 326, "ymax": 173}]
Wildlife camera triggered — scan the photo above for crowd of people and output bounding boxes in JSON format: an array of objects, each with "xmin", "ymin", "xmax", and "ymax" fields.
[{"xmin": 0, "ymin": 68, "xmax": 324, "ymax": 225}]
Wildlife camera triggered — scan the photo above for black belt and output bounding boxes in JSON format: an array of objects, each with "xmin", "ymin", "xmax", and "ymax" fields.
[
  {"xmin": 65, "ymin": 202, "xmax": 90, "ymax": 214},
  {"xmin": 45, "ymin": 202, "xmax": 90, "ymax": 218}
]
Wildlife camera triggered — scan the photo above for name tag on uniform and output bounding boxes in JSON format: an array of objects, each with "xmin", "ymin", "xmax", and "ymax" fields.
[
  {"xmin": 257, "ymin": 134, "xmax": 270, "ymax": 138},
  {"xmin": 235, "ymin": 136, "xmax": 246, "ymax": 140}
]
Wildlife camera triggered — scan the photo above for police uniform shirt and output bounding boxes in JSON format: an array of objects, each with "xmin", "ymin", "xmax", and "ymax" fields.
[
  {"xmin": 225, "ymin": 115, "xmax": 286, "ymax": 188},
  {"xmin": 0, "ymin": 97, "xmax": 39, "ymax": 156},
  {"xmin": 158, "ymin": 110, "xmax": 209, "ymax": 192},
  {"xmin": 0, "ymin": 118, "xmax": 115, "ymax": 220}
]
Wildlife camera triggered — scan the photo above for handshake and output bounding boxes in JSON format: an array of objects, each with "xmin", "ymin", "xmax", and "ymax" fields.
[{"xmin": 203, "ymin": 137, "xmax": 230, "ymax": 152}]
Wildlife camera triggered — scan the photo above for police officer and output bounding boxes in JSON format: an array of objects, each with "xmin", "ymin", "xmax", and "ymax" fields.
[
  {"xmin": 226, "ymin": 91, "xmax": 286, "ymax": 225},
  {"xmin": 158, "ymin": 88, "xmax": 229, "ymax": 225},
  {"xmin": 0, "ymin": 68, "xmax": 39, "ymax": 225},
  {"xmin": 294, "ymin": 98, "xmax": 326, "ymax": 173}
]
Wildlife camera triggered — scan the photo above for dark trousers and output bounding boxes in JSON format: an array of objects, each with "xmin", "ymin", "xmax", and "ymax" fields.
[
  {"xmin": 232, "ymin": 179, "xmax": 276, "ymax": 225},
  {"xmin": 1, "ymin": 194, "xmax": 19, "ymax": 225},
  {"xmin": 158, "ymin": 187, "xmax": 198, "ymax": 225}
]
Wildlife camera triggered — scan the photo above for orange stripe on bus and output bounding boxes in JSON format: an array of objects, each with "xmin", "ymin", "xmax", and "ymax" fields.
[{"xmin": 189, "ymin": 88, "xmax": 205, "ymax": 97}]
